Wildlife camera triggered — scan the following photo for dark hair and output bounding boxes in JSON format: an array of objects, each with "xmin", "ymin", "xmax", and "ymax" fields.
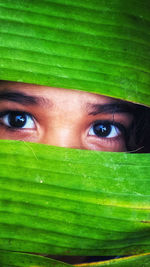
[{"xmin": 126, "ymin": 104, "xmax": 150, "ymax": 153}]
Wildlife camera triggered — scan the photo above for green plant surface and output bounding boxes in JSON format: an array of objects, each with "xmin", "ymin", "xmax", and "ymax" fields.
[
  {"xmin": 0, "ymin": 250, "xmax": 72, "ymax": 267},
  {"xmin": 0, "ymin": 251, "xmax": 150, "ymax": 266},
  {"xmin": 0, "ymin": 0, "xmax": 150, "ymax": 106},
  {"xmin": 0, "ymin": 140, "xmax": 149, "ymax": 259},
  {"xmin": 0, "ymin": 1, "xmax": 150, "ymax": 266}
]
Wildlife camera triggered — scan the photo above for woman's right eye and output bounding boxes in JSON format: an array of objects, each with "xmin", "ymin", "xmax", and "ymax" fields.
[{"xmin": 0, "ymin": 111, "xmax": 35, "ymax": 129}]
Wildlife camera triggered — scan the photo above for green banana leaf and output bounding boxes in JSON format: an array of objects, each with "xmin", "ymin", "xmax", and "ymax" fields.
[
  {"xmin": 0, "ymin": 0, "xmax": 150, "ymax": 106},
  {"xmin": 0, "ymin": 0, "xmax": 150, "ymax": 266},
  {"xmin": 0, "ymin": 251, "xmax": 150, "ymax": 267},
  {"xmin": 0, "ymin": 250, "xmax": 72, "ymax": 267},
  {"xmin": 0, "ymin": 140, "xmax": 150, "ymax": 266}
]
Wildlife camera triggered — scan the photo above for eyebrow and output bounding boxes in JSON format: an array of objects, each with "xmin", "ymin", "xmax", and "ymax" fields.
[
  {"xmin": 0, "ymin": 90, "xmax": 52, "ymax": 107},
  {"xmin": 0, "ymin": 89, "xmax": 135, "ymax": 115},
  {"xmin": 87, "ymin": 102, "xmax": 135, "ymax": 115}
]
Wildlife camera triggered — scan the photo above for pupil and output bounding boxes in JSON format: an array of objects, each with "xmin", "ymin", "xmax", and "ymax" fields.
[
  {"xmin": 8, "ymin": 112, "xmax": 26, "ymax": 128},
  {"xmin": 93, "ymin": 122, "xmax": 111, "ymax": 137}
]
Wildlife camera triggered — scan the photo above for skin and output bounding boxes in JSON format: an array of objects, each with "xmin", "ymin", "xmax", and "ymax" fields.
[{"xmin": 0, "ymin": 81, "xmax": 134, "ymax": 152}]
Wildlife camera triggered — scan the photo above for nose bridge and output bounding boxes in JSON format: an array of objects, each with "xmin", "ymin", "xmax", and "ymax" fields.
[
  {"xmin": 44, "ymin": 124, "xmax": 81, "ymax": 149},
  {"xmin": 42, "ymin": 97, "xmax": 83, "ymax": 149}
]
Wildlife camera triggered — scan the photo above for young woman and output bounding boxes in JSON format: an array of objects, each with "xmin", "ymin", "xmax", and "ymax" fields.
[{"xmin": 0, "ymin": 80, "xmax": 149, "ymax": 153}]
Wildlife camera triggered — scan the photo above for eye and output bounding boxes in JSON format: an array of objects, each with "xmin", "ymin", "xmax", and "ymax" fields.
[
  {"xmin": 1, "ymin": 111, "xmax": 35, "ymax": 129},
  {"xmin": 89, "ymin": 121, "xmax": 121, "ymax": 138}
]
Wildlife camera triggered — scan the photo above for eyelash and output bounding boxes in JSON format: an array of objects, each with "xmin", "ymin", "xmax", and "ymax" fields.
[
  {"xmin": 0, "ymin": 110, "xmax": 35, "ymax": 131},
  {"xmin": 88, "ymin": 120, "xmax": 127, "ymax": 140},
  {"xmin": 0, "ymin": 110, "xmax": 127, "ymax": 143}
]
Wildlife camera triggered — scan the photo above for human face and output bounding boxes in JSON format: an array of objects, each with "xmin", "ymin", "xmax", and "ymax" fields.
[{"xmin": 0, "ymin": 81, "xmax": 134, "ymax": 152}]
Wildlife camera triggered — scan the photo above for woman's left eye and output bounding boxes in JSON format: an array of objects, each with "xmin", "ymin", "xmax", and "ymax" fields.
[
  {"xmin": 0, "ymin": 111, "xmax": 35, "ymax": 129},
  {"xmin": 89, "ymin": 121, "xmax": 121, "ymax": 138}
]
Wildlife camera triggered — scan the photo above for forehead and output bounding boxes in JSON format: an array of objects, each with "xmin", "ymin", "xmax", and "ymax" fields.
[{"xmin": 0, "ymin": 81, "xmax": 118, "ymax": 106}]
